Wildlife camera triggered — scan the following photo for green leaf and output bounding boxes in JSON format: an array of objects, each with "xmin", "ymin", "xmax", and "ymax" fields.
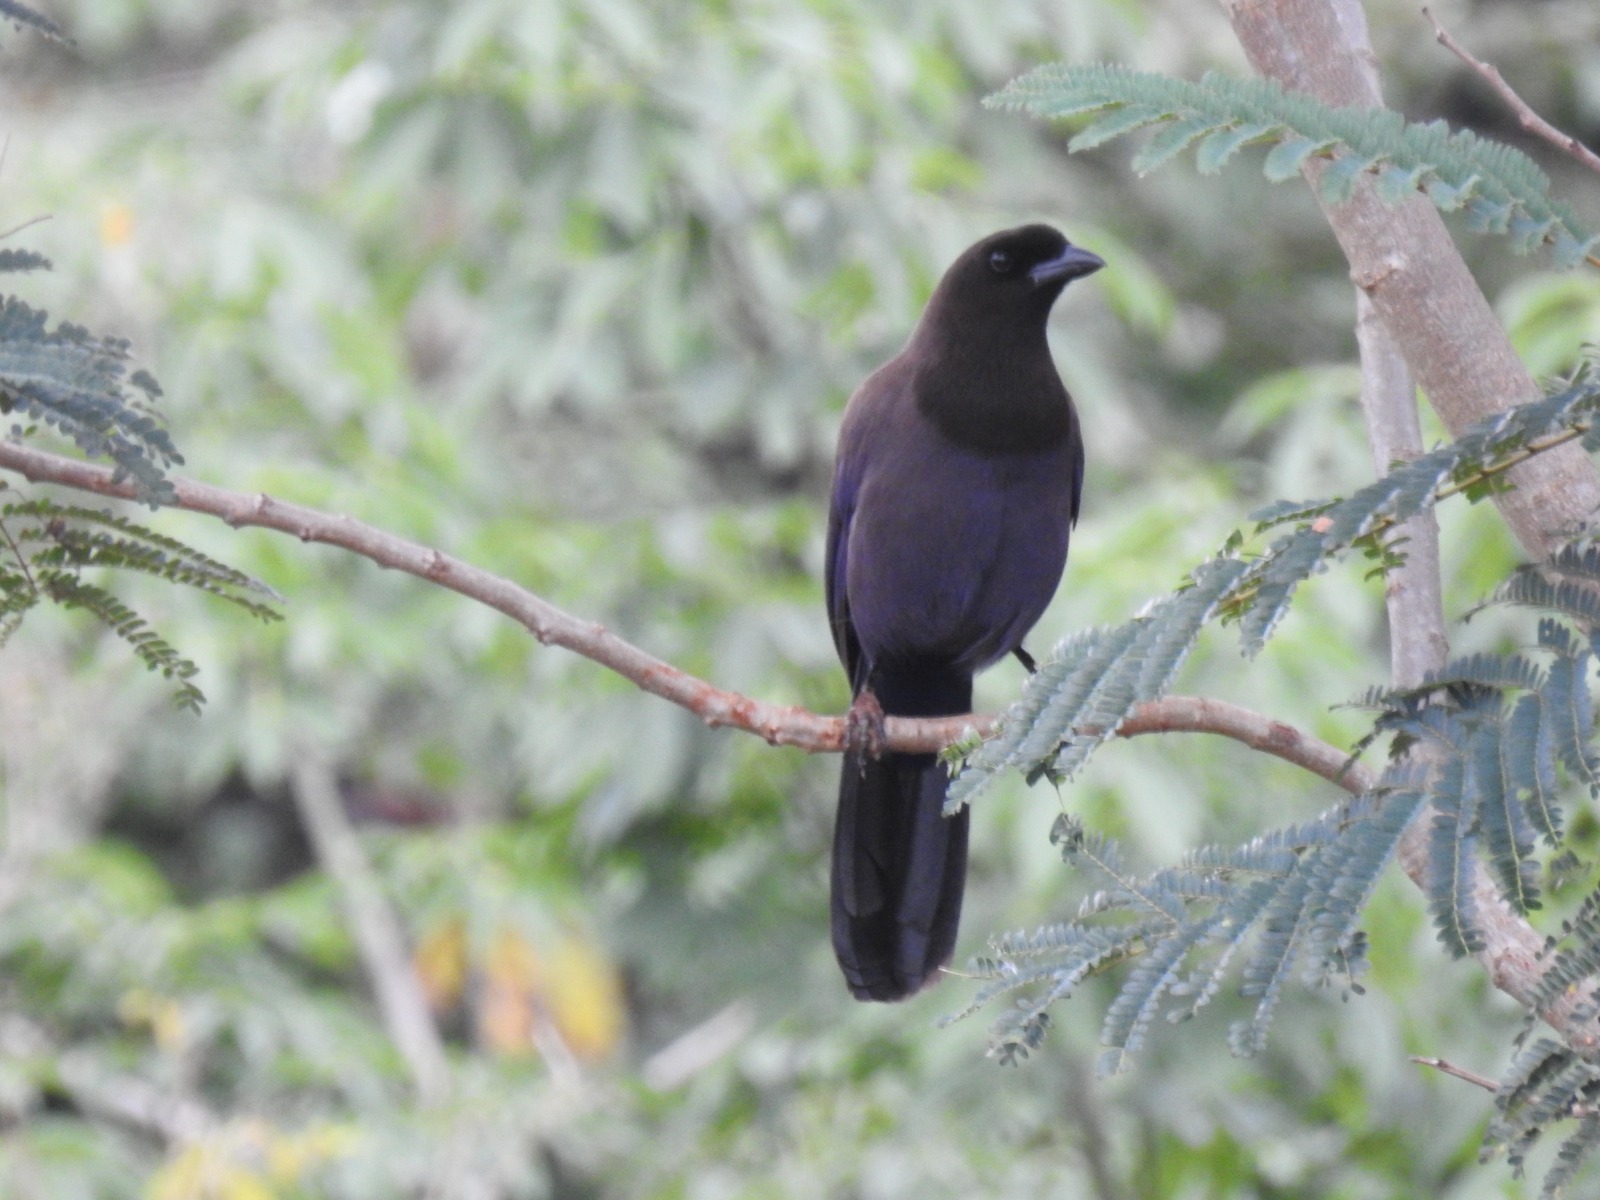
[
  {"xmin": 1426, "ymin": 173, "xmax": 1478, "ymax": 211},
  {"xmin": 1374, "ymin": 163, "xmax": 1427, "ymax": 204},
  {"xmin": 1131, "ymin": 114, "xmax": 1222, "ymax": 174},
  {"xmin": 1194, "ymin": 122, "xmax": 1277, "ymax": 174},
  {"xmin": 1317, "ymin": 153, "xmax": 1370, "ymax": 205},
  {"xmin": 1069, "ymin": 105, "xmax": 1166, "ymax": 151},
  {"xmin": 0, "ymin": 249, "xmax": 52, "ymax": 273},
  {"xmin": 1262, "ymin": 134, "xmax": 1331, "ymax": 181},
  {"xmin": 1465, "ymin": 196, "xmax": 1513, "ymax": 235}
]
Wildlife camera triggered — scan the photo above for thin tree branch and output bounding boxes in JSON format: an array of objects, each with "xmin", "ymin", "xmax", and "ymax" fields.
[
  {"xmin": 1354, "ymin": 299, "xmax": 1447, "ymax": 683},
  {"xmin": 0, "ymin": 213, "xmax": 51, "ymax": 243},
  {"xmin": 1412, "ymin": 1055, "xmax": 1600, "ymax": 1119},
  {"xmin": 1410, "ymin": 1055, "xmax": 1501, "ymax": 1095},
  {"xmin": 0, "ymin": 439, "xmax": 848, "ymax": 749},
  {"xmin": 1114, "ymin": 693, "xmax": 1372, "ymax": 792},
  {"xmin": 1423, "ymin": 6, "xmax": 1600, "ymax": 181},
  {"xmin": 1344, "ymin": 171, "xmax": 1564, "ymax": 1055},
  {"xmin": 290, "ymin": 753, "xmax": 451, "ymax": 1105},
  {"xmin": 1334, "ymin": 1, "xmax": 1464, "ymax": 1017},
  {"xmin": 30, "ymin": 417, "xmax": 1576, "ymax": 1043},
  {"xmin": 11, "ymin": 436, "xmax": 1592, "ymax": 1045},
  {"xmin": 0, "ymin": 440, "xmax": 1366, "ymax": 791}
]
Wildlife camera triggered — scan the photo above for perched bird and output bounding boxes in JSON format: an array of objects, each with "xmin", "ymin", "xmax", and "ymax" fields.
[{"xmin": 826, "ymin": 224, "xmax": 1103, "ymax": 1001}]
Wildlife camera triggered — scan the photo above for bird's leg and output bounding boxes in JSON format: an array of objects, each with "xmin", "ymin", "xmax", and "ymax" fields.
[
  {"xmin": 1013, "ymin": 646, "xmax": 1038, "ymax": 674},
  {"xmin": 844, "ymin": 687, "xmax": 887, "ymax": 763}
]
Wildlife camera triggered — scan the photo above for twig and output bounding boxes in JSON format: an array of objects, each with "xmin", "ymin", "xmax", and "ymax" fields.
[
  {"xmin": 50, "ymin": 435, "xmax": 1600, "ymax": 1041},
  {"xmin": 641, "ymin": 1001, "xmax": 756, "ymax": 1092},
  {"xmin": 1411, "ymin": 1055, "xmax": 1500, "ymax": 1094},
  {"xmin": 1414, "ymin": 1054, "xmax": 1600, "ymax": 1121},
  {"xmin": 15, "ymin": 436, "xmax": 1595, "ymax": 1048},
  {"xmin": 289, "ymin": 753, "xmax": 451, "ymax": 1105},
  {"xmin": 0, "ymin": 510, "xmax": 36, "ymax": 594},
  {"xmin": 0, "ymin": 213, "xmax": 51, "ymax": 242},
  {"xmin": 1423, "ymin": 7, "xmax": 1600, "ymax": 180},
  {"xmin": 0, "ymin": 440, "xmax": 852, "ymax": 751},
  {"xmin": 1352, "ymin": 293, "xmax": 1447, "ymax": 684},
  {"xmin": 1114, "ymin": 694, "xmax": 1372, "ymax": 792}
]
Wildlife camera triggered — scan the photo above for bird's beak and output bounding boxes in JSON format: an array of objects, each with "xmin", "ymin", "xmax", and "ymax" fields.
[{"xmin": 1029, "ymin": 244, "xmax": 1106, "ymax": 287}]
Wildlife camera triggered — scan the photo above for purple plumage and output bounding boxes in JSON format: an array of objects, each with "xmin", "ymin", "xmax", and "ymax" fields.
[{"xmin": 826, "ymin": 224, "xmax": 1103, "ymax": 1001}]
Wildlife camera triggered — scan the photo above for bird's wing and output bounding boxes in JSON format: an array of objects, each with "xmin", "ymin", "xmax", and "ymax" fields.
[
  {"xmin": 1069, "ymin": 402, "xmax": 1086, "ymax": 526},
  {"xmin": 825, "ymin": 457, "xmax": 864, "ymax": 690}
]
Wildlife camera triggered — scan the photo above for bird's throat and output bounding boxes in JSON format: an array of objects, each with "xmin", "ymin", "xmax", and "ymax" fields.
[{"xmin": 910, "ymin": 344, "xmax": 1075, "ymax": 454}]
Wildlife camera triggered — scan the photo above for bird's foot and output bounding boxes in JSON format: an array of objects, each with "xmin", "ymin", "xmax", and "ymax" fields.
[{"xmin": 844, "ymin": 688, "xmax": 887, "ymax": 762}]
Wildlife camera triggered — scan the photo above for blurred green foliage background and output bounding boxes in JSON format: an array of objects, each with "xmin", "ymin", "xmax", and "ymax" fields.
[{"xmin": 3, "ymin": 0, "xmax": 1600, "ymax": 1195}]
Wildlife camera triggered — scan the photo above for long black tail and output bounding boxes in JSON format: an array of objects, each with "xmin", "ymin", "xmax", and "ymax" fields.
[{"xmin": 831, "ymin": 670, "xmax": 971, "ymax": 1001}]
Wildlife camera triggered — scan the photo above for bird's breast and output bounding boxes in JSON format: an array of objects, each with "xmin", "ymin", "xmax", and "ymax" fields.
[{"xmin": 844, "ymin": 431, "xmax": 1076, "ymax": 674}]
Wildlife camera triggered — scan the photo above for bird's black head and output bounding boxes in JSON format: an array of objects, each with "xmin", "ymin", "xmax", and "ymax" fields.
[
  {"xmin": 913, "ymin": 224, "xmax": 1104, "ymax": 356},
  {"xmin": 949, "ymin": 224, "xmax": 1105, "ymax": 307}
]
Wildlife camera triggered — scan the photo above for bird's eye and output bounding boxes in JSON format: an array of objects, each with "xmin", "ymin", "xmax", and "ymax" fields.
[{"xmin": 988, "ymin": 249, "xmax": 1013, "ymax": 275}]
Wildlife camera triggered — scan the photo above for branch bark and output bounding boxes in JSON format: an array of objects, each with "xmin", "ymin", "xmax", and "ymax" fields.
[{"xmin": 1354, "ymin": 292, "xmax": 1448, "ymax": 683}]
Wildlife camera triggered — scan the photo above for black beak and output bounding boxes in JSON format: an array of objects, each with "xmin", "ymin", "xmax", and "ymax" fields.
[{"xmin": 1029, "ymin": 244, "xmax": 1106, "ymax": 287}]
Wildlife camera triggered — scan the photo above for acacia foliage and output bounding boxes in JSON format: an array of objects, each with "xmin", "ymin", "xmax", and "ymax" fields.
[{"xmin": 0, "ymin": 213, "xmax": 279, "ymax": 708}]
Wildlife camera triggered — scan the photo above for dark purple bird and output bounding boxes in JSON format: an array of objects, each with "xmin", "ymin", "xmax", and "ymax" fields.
[{"xmin": 826, "ymin": 224, "xmax": 1103, "ymax": 1001}]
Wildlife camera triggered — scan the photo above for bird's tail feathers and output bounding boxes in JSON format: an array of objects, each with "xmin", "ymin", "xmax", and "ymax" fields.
[{"xmin": 831, "ymin": 668, "xmax": 971, "ymax": 1002}]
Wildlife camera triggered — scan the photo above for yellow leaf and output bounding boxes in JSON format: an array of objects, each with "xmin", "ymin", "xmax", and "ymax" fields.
[
  {"xmin": 478, "ymin": 927, "xmax": 541, "ymax": 1056},
  {"xmin": 146, "ymin": 1146, "xmax": 206, "ymax": 1200},
  {"xmin": 119, "ymin": 988, "xmax": 188, "ymax": 1052},
  {"xmin": 266, "ymin": 1121, "xmax": 359, "ymax": 1182},
  {"xmin": 547, "ymin": 934, "xmax": 625, "ymax": 1061},
  {"xmin": 413, "ymin": 916, "xmax": 469, "ymax": 1012},
  {"xmin": 218, "ymin": 1172, "xmax": 275, "ymax": 1200},
  {"xmin": 470, "ymin": 923, "xmax": 626, "ymax": 1061},
  {"xmin": 100, "ymin": 200, "xmax": 135, "ymax": 247}
]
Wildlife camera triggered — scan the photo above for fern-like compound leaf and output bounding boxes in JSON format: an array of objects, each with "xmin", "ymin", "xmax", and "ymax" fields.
[
  {"xmin": 1301, "ymin": 785, "xmax": 1427, "ymax": 973},
  {"xmin": 0, "ymin": 297, "xmax": 179, "ymax": 505},
  {"xmin": 0, "ymin": 249, "xmax": 51, "ymax": 273},
  {"xmin": 37, "ymin": 573, "xmax": 204, "ymax": 711},
  {"xmin": 0, "ymin": 0, "xmax": 69, "ymax": 42},
  {"xmin": 987, "ymin": 63, "xmax": 1596, "ymax": 265}
]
